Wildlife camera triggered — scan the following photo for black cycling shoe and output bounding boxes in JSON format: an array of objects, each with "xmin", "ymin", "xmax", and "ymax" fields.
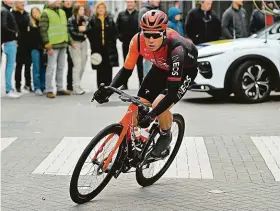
[{"xmin": 150, "ymin": 133, "xmax": 172, "ymax": 158}]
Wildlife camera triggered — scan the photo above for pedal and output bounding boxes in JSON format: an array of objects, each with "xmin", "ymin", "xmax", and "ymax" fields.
[
  {"xmin": 138, "ymin": 147, "xmax": 171, "ymax": 169},
  {"xmin": 161, "ymin": 146, "xmax": 171, "ymax": 158}
]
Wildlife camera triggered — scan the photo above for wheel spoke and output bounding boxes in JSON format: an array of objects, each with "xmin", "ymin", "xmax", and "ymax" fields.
[
  {"xmin": 73, "ymin": 130, "xmax": 120, "ymax": 199},
  {"xmin": 142, "ymin": 121, "xmax": 179, "ymax": 179},
  {"xmin": 257, "ymin": 80, "xmax": 269, "ymax": 90},
  {"xmin": 254, "ymin": 84, "xmax": 261, "ymax": 100},
  {"xmin": 256, "ymin": 66, "xmax": 265, "ymax": 80},
  {"xmin": 243, "ymin": 83, "xmax": 255, "ymax": 95},
  {"xmin": 245, "ymin": 67, "xmax": 256, "ymax": 81}
]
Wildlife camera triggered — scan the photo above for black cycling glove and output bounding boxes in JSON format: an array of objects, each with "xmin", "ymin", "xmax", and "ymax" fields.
[
  {"xmin": 93, "ymin": 87, "xmax": 113, "ymax": 104},
  {"xmin": 138, "ymin": 110, "xmax": 156, "ymax": 128}
]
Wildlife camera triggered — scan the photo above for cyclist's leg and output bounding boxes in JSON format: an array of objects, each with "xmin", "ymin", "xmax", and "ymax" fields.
[
  {"xmin": 133, "ymin": 65, "xmax": 168, "ymax": 126},
  {"xmin": 150, "ymin": 67, "xmax": 198, "ymax": 157},
  {"xmin": 152, "ymin": 94, "xmax": 174, "ymax": 130}
]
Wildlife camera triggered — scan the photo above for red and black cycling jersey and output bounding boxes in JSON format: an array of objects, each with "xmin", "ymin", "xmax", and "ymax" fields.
[
  {"xmin": 125, "ymin": 28, "xmax": 197, "ymax": 76},
  {"xmin": 110, "ymin": 28, "xmax": 198, "ymax": 117}
]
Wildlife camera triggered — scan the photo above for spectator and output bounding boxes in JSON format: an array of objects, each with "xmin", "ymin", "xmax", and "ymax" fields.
[
  {"xmin": 62, "ymin": 0, "xmax": 74, "ymax": 91},
  {"xmin": 221, "ymin": 0, "xmax": 249, "ymax": 39},
  {"xmin": 40, "ymin": 0, "xmax": 74, "ymax": 98},
  {"xmin": 116, "ymin": 0, "xmax": 143, "ymax": 90},
  {"xmin": 138, "ymin": 0, "xmax": 161, "ymax": 77},
  {"xmin": 29, "ymin": 7, "xmax": 46, "ymax": 96},
  {"xmin": 174, "ymin": 1, "xmax": 180, "ymax": 9},
  {"xmin": 74, "ymin": 0, "xmax": 90, "ymax": 16},
  {"xmin": 12, "ymin": 0, "xmax": 32, "ymax": 93},
  {"xmin": 138, "ymin": 0, "xmax": 160, "ymax": 21},
  {"xmin": 167, "ymin": 6, "xmax": 184, "ymax": 36},
  {"xmin": 1, "ymin": 0, "xmax": 20, "ymax": 98},
  {"xmin": 88, "ymin": 1, "xmax": 119, "ymax": 88},
  {"xmin": 250, "ymin": 1, "xmax": 280, "ymax": 34},
  {"xmin": 68, "ymin": 4, "xmax": 90, "ymax": 95},
  {"xmin": 184, "ymin": 0, "xmax": 221, "ymax": 45}
]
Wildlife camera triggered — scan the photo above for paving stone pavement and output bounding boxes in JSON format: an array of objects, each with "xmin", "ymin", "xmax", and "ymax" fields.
[{"xmin": 1, "ymin": 42, "xmax": 280, "ymax": 210}]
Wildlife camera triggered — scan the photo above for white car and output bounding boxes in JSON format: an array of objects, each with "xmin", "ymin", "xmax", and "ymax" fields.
[{"xmin": 190, "ymin": 22, "xmax": 280, "ymax": 103}]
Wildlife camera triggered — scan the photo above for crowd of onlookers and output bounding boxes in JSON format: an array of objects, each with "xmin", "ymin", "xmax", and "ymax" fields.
[{"xmin": 1, "ymin": 0, "xmax": 279, "ymax": 99}]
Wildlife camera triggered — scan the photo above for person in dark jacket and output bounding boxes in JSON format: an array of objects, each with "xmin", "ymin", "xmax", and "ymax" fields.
[
  {"xmin": 250, "ymin": 1, "xmax": 280, "ymax": 34},
  {"xmin": 168, "ymin": 6, "xmax": 184, "ymax": 36},
  {"xmin": 62, "ymin": 0, "xmax": 74, "ymax": 91},
  {"xmin": 116, "ymin": 0, "xmax": 143, "ymax": 90},
  {"xmin": 88, "ymin": 1, "xmax": 119, "ymax": 88},
  {"xmin": 68, "ymin": 4, "xmax": 91, "ymax": 95},
  {"xmin": 29, "ymin": 7, "xmax": 46, "ymax": 96},
  {"xmin": 184, "ymin": 0, "xmax": 221, "ymax": 45},
  {"xmin": 221, "ymin": 0, "xmax": 249, "ymax": 39},
  {"xmin": 12, "ymin": 0, "xmax": 33, "ymax": 93},
  {"xmin": 1, "ymin": 0, "xmax": 20, "ymax": 98}
]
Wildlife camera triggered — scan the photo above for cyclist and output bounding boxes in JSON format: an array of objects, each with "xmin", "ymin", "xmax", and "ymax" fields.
[{"xmin": 93, "ymin": 10, "xmax": 198, "ymax": 159}]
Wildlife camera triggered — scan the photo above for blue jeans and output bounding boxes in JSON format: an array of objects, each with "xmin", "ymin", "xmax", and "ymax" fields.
[
  {"xmin": 4, "ymin": 41, "xmax": 17, "ymax": 93},
  {"xmin": 31, "ymin": 49, "xmax": 46, "ymax": 91}
]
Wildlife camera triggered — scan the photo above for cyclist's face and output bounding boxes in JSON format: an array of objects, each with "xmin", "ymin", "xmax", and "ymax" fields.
[{"xmin": 143, "ymin": 31, "xmax": 164, "ymax": 52}]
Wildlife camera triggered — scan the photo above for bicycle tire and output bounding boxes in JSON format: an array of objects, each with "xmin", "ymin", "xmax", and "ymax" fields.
[
  {"xmin": 135, "ymin": 113, "xmax": 185, "ymax": 187},
  {"xmin": 70, "ymin": 123, "xmax": 124, "ymax": 204}
]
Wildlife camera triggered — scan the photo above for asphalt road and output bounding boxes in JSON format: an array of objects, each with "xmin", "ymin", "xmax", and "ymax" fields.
[{"xmin": 1, "ymin": 42, "xmax": 280, "ymax": 211}]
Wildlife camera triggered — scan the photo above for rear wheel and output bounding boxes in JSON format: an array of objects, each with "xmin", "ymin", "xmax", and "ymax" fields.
[
  {"xmin": 69, "ymin": 124, "xmax": 124, "ymax": 204},
  {"xmin": 135, "ymin": 114, "xmax": 185, "ymax": 187}
]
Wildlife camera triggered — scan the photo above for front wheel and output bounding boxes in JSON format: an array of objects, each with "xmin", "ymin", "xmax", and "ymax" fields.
[
  {"xmin": 135, "ymin": 113, "xmax": 185, "ymax": 187},
  {"xmin": 69, "ymin": 124, "xmax": 124, "ymax": 204},
  {"xmin": 232, "ymin": 60, "xmax": 272, "ymax": 103}
]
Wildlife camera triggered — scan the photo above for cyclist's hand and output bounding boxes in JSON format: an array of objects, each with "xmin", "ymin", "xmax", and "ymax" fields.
[
  {"xmin": 92, "ymin": 88, "xmax": 112, "ymax": 104},
  {"xmin": 138, "ymin": 114, "xmax": 152, "ymax": 128}
]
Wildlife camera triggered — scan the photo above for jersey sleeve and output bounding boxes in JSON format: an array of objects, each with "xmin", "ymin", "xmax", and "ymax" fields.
[
  {"xmin": 149, "ymin": 45, "xmax": 185, "ymax": 118},
  {"xmin": 123, "ymin": 34, "xmax": 140, "ymax": 70}
]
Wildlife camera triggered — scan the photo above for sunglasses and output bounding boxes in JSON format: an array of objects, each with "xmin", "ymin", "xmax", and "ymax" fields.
[{"xmin": 143, "ymin": 32, "xmax": 163, "ymax": 39}]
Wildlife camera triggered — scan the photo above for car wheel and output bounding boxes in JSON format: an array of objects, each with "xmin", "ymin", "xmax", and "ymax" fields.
[
  {"xmin": 232, "ymin": 60, "xmax": 271, "ymax": 103},
  {"xmin": 207, "ymin": 90, "xmax": 230, "ymax": 100}
]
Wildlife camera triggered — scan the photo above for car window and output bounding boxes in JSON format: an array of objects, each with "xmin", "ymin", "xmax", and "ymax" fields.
[{"xmin": 252, "ymin": 22, "xmax": 280, "ymax": 40}]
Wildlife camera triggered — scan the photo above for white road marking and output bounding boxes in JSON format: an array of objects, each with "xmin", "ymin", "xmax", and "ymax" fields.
[
  {"xmin": 251, "ymin": 136, "xmax": 280, "ymax": 181},
  {"xmin": 159, "ymin": 137, "xmax": 213, "ymax": 179},
  {"xmin": 33, "ymin": 137, "xmax": 213, "ymax": 179},
  {"xmin": 33, "ymin": 137, "xmax": 92, "ymax": 175},
  {"xmin": 1, "ymin": 137, "xmax": 17, "ymax": 151}
]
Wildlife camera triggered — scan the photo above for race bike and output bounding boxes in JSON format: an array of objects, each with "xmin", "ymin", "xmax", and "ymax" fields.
[{"xmin": 69, "ymin": 84, "xmax": 185, "ymax": 204}]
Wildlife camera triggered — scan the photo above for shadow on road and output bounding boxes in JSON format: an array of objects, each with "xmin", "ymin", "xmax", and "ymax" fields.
[{"xmin": 183, "ymin": 94, "xmax": 280, "ymax": 105}]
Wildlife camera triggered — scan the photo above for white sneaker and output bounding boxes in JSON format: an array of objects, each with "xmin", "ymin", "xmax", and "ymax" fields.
[
  {"xmin": 73, "ymin": 89, "xmax": 85, "ymax": 95},
  {"xmin": 35, "ymin": 89, "xmax": 43, "ymax": 96},
  {"xmin": 6, "ymin": 91, "xmax": 20, "ymax": 99}
]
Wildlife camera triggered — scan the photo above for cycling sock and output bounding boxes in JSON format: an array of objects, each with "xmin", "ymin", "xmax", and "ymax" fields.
[{"xmin": 160, "ymin": 128, "xmax": 171, "ymax": 136}]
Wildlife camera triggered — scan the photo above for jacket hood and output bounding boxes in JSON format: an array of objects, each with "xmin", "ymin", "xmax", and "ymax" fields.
[{"xmin": 168, "ymin": 7, "xmax": 181, "ymax": 22}]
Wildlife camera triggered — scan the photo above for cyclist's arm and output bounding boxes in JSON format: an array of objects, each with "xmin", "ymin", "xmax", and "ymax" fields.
[
  {"xmin": 149, "ymin": 45, "xmax": 196, "ymax": 118},
  {"xmin": 110, "ymin": 34, "xmax": 139, "ymax": 88}
]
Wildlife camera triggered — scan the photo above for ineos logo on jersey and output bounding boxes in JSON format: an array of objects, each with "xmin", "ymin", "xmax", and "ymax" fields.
[
  {"xmin": 177, "ymin": 75, "xmax": 192, "ymax": 99},
  {"xmin": 172, "ymin": 55, "xmax": 180, "ymax": 76}
]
